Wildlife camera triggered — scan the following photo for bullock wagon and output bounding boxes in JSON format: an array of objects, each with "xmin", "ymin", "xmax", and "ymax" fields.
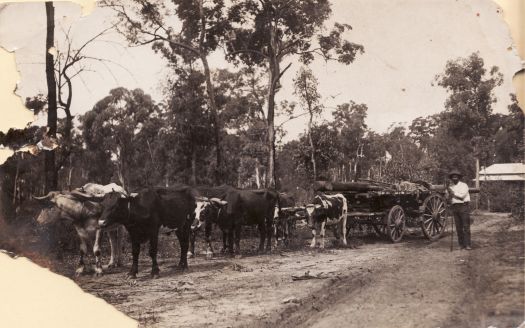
[{"xmin": 314, "ymin": 180, "xmax": 478, "ymax": 243}]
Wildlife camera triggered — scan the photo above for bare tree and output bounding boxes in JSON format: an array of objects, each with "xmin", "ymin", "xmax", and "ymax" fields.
[{"xmin": 44, "ymin": 1, "xmax": 58, "ymax": 192}]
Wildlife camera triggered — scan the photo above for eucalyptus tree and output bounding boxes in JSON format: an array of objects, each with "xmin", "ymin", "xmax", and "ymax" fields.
[
  {"xmin": 80, "ymin": 87, "xmax": 160, "ymax": 190},
  {"xmin": 293, "ymin": 67, "xmax": 322, "ymax": 180},
  {"xmin": 331, "ymin": 101, "xmax": 367, "ymax": 181},
  {"xmin": 434, "ymin": 52, "xmax": 503, "ymax": 173},
  {"xmin": 102, "ymin": 0, "xmax": 231, "ymax": 183},
  {"xmin": 226, "ymin": 0, "xmax": 364, "ymax": 187}
]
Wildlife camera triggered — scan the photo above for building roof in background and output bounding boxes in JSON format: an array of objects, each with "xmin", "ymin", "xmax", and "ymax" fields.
[{"xmin": 477, "ymin": 163, "xmax": 525, "ymax": 181}]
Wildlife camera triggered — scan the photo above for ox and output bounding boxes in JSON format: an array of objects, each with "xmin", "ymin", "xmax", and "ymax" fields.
[
  {"xmin": 225, "ymin": 189, "xmax": 279, "ymax": 255},
  {"xmin": 189, "ymin": 197, "xmax": 228, "ymax": 258},
  {"xmin": 305, "ymin": 193, "xmax": 348, "ymax": 248},
  {"xmin": 34, "ymin": 189, "xmax": 123, "ymax": 276},
  {"xmin": 273, "ymin": 193, "xmax": 296, "ymax": 247},
  {"xmin": 98, "ymin": 186, "xmax": 196, "ymax": 279},
  {"xmin": 188, "ymin": 185, "xmax": 234, "ymax": 258}
]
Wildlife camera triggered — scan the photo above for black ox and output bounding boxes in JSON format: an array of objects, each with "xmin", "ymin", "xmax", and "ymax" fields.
[
  {"xmin": 98, "ymin": 186, "xmax": 196, "ymax": 278},
  {"xmin": 191, "ymin": 187, "xmax": 279, "ymax": 256}
]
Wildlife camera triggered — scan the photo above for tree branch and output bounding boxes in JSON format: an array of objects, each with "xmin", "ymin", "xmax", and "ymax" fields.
[{"xmin": 227, "ymin": 48, "xmax": 269, "ymax": 60}]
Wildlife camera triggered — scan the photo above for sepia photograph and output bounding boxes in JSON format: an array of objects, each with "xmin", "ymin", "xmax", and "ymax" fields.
[{"xmin": 0, "ymin": 0, "xmax": 524, "ymax": 327}]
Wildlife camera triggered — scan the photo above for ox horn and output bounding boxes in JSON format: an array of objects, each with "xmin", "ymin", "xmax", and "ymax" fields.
[
  {"xmin": 210, "ymin": 198, "xmax": 227, "ymax": 206},
  {"xmin": 32, "ymin": 191, "xmax": 58, "ymax": 201}
]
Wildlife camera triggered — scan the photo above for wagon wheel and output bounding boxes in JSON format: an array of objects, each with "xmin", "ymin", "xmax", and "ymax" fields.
[
  {"xmin": 386, "ymin": 205, "xmax": 405, "ymax": 243},
  {"xmin": 420, "ymin": 193, "xmax": 448, "ymax": 241}
]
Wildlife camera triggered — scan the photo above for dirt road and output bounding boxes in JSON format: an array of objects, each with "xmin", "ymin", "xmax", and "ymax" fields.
[{"xmin": 74, "ymin": 213, "xmax": 524, "ymax": 328}]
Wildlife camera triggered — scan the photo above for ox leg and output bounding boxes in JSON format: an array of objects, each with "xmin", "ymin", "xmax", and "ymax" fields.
[
  {"xmin": 204, "ymin": 222, "xmax": 214, "ymax": 259},
  {"xmin": 310, "ymin": 223, "xmax": 317, "ymax": 248},
  {"xmin": 340, "ymin": 217, "xmax": 348, "ymax": 246},
  {"xmin": 93, "ymin": 228, "xmax": 104, "ymax": 276},
  {"xmin": 234, "ymin": 224, "xmax": 242, "ymax": 256},
  {"xmin": 176, "ymin": 225, "xmax": 190, "ymax": 270},
  {"xmin": 225, "ymin": 229, "xmax": 234, "ymax": 256},
  {"xmin": 106, "ymin": 227, "xmax": 122, "ymax": 269},
  {"xmin": 284, "ymin": 219, "xmax": 290, "ymax": 246},
  {"xmin": 257, "ymin": 223, "xmax": 265, "ymax": 253},
  {"xmin": 220, "ymin": 230, "xmax": 227, "ymax": 253},
  {"xmin": 284, "ymin": 217, "xmax": 295, "ymax": 246},
  {"xmin": 265, "ymin": 219, "xmax": 273, "ymax": 253},
  {"xmin": 149, "ymin": 231, "xmax": 160, "ymax": 278},
  {"xmin": 333, "ymin": 225, "xmax": 340, "ymax": 244},
  {"xmin": 128, "ymin": 240, "xmax": 140, "ymax": 279},
  {"xmin": 188, "ymin": 230, "xmax": 196, "ymax": 258},
  {"xmin": 74, "ymin": 226, "xmax": 89, "ymax": 276},
  {"xmin": 320, "ymin": 221, "xmax": 327, "ymax": 249},
  {"xmin": 273, "ymin": 222, "xmax": 278, "ymax": 248}
]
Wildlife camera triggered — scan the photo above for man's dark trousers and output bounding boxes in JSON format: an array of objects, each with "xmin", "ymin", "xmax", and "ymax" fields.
[{"xmin": 451, "ymin": 203, "xmax": 471, "ymax": 248}]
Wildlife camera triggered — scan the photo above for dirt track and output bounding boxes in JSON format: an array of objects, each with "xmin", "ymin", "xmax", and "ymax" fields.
[{"xmin": 73, "ymin": 213, "xmax": 524, "ymax": 328}]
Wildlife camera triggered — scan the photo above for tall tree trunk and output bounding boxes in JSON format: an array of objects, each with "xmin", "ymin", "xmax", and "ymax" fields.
[
  {"xmin": 200, "ymin": 55, "xmax": 222, "ymax": 185},
  {"xmin": 267, "ymin": 91, "xmax": 276, "ymax": 188},
  {"xmin": 307, "ymin": 114, "xmax": 317, "ymax": 180},
  {"xmin": 266, "ymin": 52, "xmax": 279, "ymax": 188},
  {"xmin": 45, "ymin": 2, "xmax": 57, "ymax": 192},
  {"xmin": 475, "ymin": 157, "xmax": 480, "ymax": 209},
  {"xmin": 255, "ymin": 158, "xmax": 261, "ymax": 188},
  {"xmin": 197, "ymin": 0, "xmax": 222, "ymax": 185}
]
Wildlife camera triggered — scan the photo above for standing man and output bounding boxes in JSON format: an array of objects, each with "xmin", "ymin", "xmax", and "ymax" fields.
[{"xmin": 447, "ymin": 170, "xmax": 472, "ymax": 250}]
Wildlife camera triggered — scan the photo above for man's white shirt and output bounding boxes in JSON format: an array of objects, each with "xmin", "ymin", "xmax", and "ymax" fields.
[{"xmin": 449, "ymin": 181, "xmax": 470, "ymax": 204}]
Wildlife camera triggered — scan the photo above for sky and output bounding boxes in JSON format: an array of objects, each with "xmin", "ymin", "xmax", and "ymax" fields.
[{"xmin": 0, "ymin": 0, "xmax": 522, "ymax": 142}]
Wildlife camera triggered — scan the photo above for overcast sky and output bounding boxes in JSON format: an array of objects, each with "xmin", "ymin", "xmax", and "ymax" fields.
[{"xmin": 0, "ymin": 0, "xmax": 521, "ymax": 141}]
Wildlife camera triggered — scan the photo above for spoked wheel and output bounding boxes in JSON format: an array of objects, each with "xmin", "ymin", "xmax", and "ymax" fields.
[
  {"xmin": 420, "ymin": 193, "xmax": 448, "ymax": 241},
  {"xmin": 386, "ymin": 205, "xmax": 405, "ymax": 243}
]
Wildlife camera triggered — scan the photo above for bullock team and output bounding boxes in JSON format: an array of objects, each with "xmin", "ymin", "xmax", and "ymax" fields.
[{"xmin": 34, "ymin": 183, "xmax": 349, "ymax": 278}]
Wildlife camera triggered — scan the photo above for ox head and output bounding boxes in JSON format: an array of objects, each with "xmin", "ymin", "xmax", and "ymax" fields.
[
  {"xmin": 305, "ymin": 197, "xmax": 325, "ymax": 229},
  {"xmin": 191, "ymin": 197, "xmax": 227, "ymax": 231},
  {"xmin": 36, "ymin": 206, "xmax": 63, "ymax": 225},
  {"xmin": 34, "ymin": 191, "xmax": 101, "ymax": 223},
  {"xmin": 98, "ymin": 191, "xmax": 127, "ymax": 228}
]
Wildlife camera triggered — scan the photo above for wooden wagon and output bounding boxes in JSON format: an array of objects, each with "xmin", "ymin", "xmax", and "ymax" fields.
[{"xmin": 315, "ymin": 180, "xmax": 478, "ymax": 243}]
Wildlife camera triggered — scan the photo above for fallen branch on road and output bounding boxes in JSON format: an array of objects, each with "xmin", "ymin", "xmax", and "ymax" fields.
[{"xmin": 291, "ymin": 271, "xmax": 328, "ymax": 281}]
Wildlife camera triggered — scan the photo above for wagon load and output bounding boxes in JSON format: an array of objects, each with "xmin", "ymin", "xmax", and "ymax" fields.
[{"xmin": 314, "ymin": 180, "xmax": 387, "ymax": 192}]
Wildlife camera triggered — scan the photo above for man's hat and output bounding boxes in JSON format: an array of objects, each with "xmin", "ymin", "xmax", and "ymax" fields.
[{"xmin": 448, "ymin": 169, "xmax": 462, "ymax": 178}]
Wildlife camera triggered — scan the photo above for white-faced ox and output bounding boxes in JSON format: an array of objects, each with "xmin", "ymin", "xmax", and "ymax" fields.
[
  {"xmin": 305, "ymin": 193, "xmax": 348, "ymax": 248},
  {"xmin": 35, "ymin": 191, "xmax": 122, "ymax": 276},
  {"xmin": 189, "ymin": 197, "xmax": 228, "ymax": 259},
  {"xmin": 98, "ymin": 186, "xmax": 196, "ymax": 279}
]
